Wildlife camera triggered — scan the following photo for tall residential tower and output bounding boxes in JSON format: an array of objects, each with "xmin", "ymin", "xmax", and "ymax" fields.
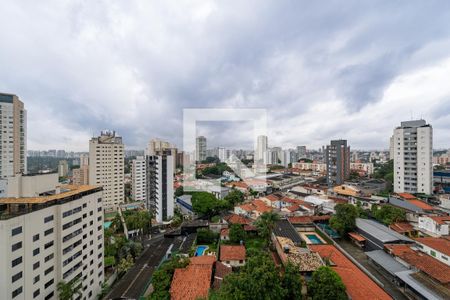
[
  {"xmin": 325, "ymin": 140, "xmax": 350, "ymax": 187},
  {"xmin": 196, "ymin": 136, "xmax": 207, "ymax": 162},
  {"xmin": 0, "ymin": 93, "xmax": 26, "ymax": 178},
  {"xmin": 393, "ymin": 120, "xmax": 433, "ymax": 194}
]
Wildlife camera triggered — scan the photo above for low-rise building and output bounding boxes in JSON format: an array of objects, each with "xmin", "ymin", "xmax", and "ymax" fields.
[
  {"xmin": 220, "ymin": 245, "xmax": 246, "ymax": 267},
  {"xmin": 415, "ymin": 237, "xmax": 450, "ymax": 266},
  {"xmin": 418, "ymin": 215, "xmax": 450, "ymax": 236}
]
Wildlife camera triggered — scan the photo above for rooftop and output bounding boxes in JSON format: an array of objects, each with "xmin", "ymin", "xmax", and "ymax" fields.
[
  {"xmin": 309, "ymin": 245, "xmax": 391, "ymax": 300},
  {"xmin": 385, "ymin": 244, "xmax": 450, "ymax": 285},
  {"xmin": 389, "ymin": 222, "xmax": 414, "ymax": 234},
  {"xmin": 356, "ymin": 218, "xmax": 414, "ymax": 244},
  {"xmin": 415, "ymin": 236, "xmax": 450, "ymax": 257},
  {"xmin": 224, "ymin": 214, "xmax": 252, "ymax": 225},
  {"xmin": 273, "ymin": 219, "xmax": 303, "ymax": 244},
  {"xmin": 220, "ymin": 245, "xmax": 246, "ymax": 261}
]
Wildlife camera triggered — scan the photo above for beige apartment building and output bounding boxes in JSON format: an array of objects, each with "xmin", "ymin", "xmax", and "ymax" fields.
[
  {"xmin": 0, "ymin": 93, "xmax": 27, "ymax": 178},
  {"xmin": 0, "ymin": 184, "xmax": 104, "ymax": 300},
  {"xmin": 89, "ymin": 131, "xmax": 124, "ymax": 211}
]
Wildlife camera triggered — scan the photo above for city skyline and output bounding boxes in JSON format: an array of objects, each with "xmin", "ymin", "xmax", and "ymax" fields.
[{"xmin": 1, "ymin": 1, "xmax": 450, "ymax": 151}]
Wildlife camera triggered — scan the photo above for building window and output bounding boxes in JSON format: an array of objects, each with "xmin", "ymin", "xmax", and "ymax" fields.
[
  {"xmin": 33, "ymin": 275, "xmax": 40, "ymax": 284},
  {"xmin": 12, "ymin": 271, "xmax": 22, "ymax": 283},
  {"xmin": 12, "ymin": 257, "xmax": 22, "ymax": 267},
  {"xmin": 33, "ymin": 234, "xmax": 40, "ymax": 242},
  {"xmin": 44, "ymin": 228, "xmax": 53, "ymax": 236},
  {"xmin": 12, "ymin": 287, "xmax": 22, "ymax": 298},
  {"xmin": 44, "ymin": 291, "xmax": 54, "ymax": 300},
  {"xmin": 11, "ymin": 226, "xmax": 22, "ymax": 236},
  {"xmin": 44, "ymin": 279, "xmax": 54, "ymax": 289},
  {"xmin": 33, "ymin": 248, "xmax": 40, "ymax": 256},
  {"xmin": 33, "ymin": 289, "xmax": 40, "ymax": 298},
  {"xmin": 12, "ymin": 241, "xmax": 22, "ymax": 252},
  {"xmin": 431, "ymin": 250, "xmax": 437, "ymax": 257},
  {"xmin": 33, "ymin": 261, "xmax": 40, "ymax": 270},
  {"xmin": 44, "ymin": 215, "xmax": 54, "ymax": 223},
  {"xmin": 45, "ymin": 253, "xmax": 54, "ymax": 262},
  {"xmin": 44, "ymin": 266, "xmax": 54, "ymax": 276},
  {"xmin": 44, "ymin": 241, "xmax": 54, "ymax": 249},
  {"xmin": 442, "ymin": 255, "xmax": 448, "ymax": 261}
]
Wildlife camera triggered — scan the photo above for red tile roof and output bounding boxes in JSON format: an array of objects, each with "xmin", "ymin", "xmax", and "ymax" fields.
[
  {"xmin": 397, "ymin": 193, "xmax": 417, "ymax": 200},
  {"xmin": 429, "ymin": 215, "xmax": 450, "ymax": 225},
  {"xmin": 389, "ymin": 222, "xmax": 414, "ymax": 233},
  {"xmin": 220, "ymin": 245, "xmax": 246, "ymax": 261},
  {"xmin": 309, "ymin": 245, "xmax": 391, "ymax": 300},
  {"xmin": 224, "ymin": 214, "xmax": 251, "ymax": 225},
  {"xmin": 237, "ymin": 203, "xmax": 254, "ymax": 212},
  {"xmin": 288, "ymin": 215, "xmax": 331, "ymax": 224},
  {"xmin": 348, "ymin": 232, "xmax": 366, "ymax": 242},
  {"xmin": 252, "ymin": 199, "xmax": 272, "ymax": 213},
  {"xmin": 266, "ymin": 194, "xmax": 282, "ymax": 202},
  {"xmin": 415, "ymin": 237, "xmax": 450, "ymax": 257},
  {"xmin": 170, "ymin": 257, "xmax": 214, "ymax": 300},
  {"xmin": 407, "ymin": 199, "xmax": 434, "ymax": 210},
  {"xmin": 212, "ymin": 261, "xmax": 232, "ymax": 289},
  {"xmin": 385, "ymin": 244, "xmax": 450, "ymax": 284}
]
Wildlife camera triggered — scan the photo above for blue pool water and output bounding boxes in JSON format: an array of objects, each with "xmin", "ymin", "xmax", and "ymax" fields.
[
  {"xmin": 103, "ymin": 221, "xmax": 112, "ymax": 229},
  {"xmin": 317, "ymin": 223, "xmax": 340, "ymax": 238},
  {"xmin": 195, "ymin": 245, "xmax": 208, "ymax": 256},
  {"xmin": 306, "ymin": 234, "xmax": 323, "ymax": 244}
]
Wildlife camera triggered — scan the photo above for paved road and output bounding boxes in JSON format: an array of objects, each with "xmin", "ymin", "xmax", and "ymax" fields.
[
  {"xmin": 106, "ymin": 235, "xmax": 185, "ymax": 300},
  {"xmin": 337, "ymin": 239, "xmax": 408, "ymax": 300}
]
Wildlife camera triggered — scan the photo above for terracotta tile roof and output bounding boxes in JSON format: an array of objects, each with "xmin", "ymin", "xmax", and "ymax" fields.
[
  {"xmin": 252, "ymin": 199, "xmax": 272, "ymax": 213},
  {"xmin": 328, "ymin": 196, "xmax": 349, "ymax": 204},
  {"xmin": 389, "ymin": 222, "xmax": 414, "ymax": 233},
  {"xmin": 220, "ymin": 245, "xmax": 246, "ymax": 261},
  {"xmin": 212, "ymin": 261, "xmax": 232, "ymax": 289},
  {"xmin": 288, "ymin": 215, "xmax": 331, "ymax": 224},
  {"xmin": 415, "ymin": 237, "xmax": 450, "ymax": 257},
  {"xmin": 170, "ymin": 259, "xmax": 214, "ymax": 300},
  {"xmin": 348, "ymin": 232, "xmax": 366, "ymax": 242},
  {"xmin": 237, "ymin": 203, "xmax": 254, "ymax": 212},
  {"xmin": 385, "ymin": 244, "xmax": 450, "ymax": 284},
  {"xmin": 224, "ymin": 214, "xmax": 251, "ymax": 225},
  {"xmin": 397, "ymin": 193, "xmax": 417, "ymax": 200},
  {"xmin": 429, "ymin": 215, "xmax": 450, "ymax": 225},
  {"xmin": 190, "ymin": 255, "xmax": 216, "ymax": 266},
  {"xmin": 407, "ymin": 199, "xmax": 434, "ymax": 210},
  {"xmin": 309, "ymin": 245, "xmax": 391, "ymax": 300},
  {"xmin": 266, "ymin": 194, "xmax": 282, "ymax": 202}
]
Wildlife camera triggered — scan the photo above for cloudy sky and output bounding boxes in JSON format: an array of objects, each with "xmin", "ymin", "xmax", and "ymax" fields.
[{"xmin": 1, "ymin": 1, "xmax": 450, "ymax": 151}]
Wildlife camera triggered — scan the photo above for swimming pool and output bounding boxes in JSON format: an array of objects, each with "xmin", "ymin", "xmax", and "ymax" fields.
[
  {"xmin": 194, "ymin": 245, "xmax": 208, "ymax": 256},
  {"xmin": 317, "ymin": 223, "xmax": 340, "ymax": 238},
  {"xmin": 306, "ymin": 234, "xmax": 323, "ymax": 244},
  {"xmin": 103, "ymin": 221, "xmax": 112, "ymax": 229}
]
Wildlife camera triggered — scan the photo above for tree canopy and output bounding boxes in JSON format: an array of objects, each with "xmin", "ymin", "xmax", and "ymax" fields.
[
  {"xmin": 224, "ymin": 189, "xmax": 245, "ymax": 207},
  {"xmin": 329, "ymin": 203, "xmax": 358, "ymax": 235},
  {"xmin": 371, "ymin": 204, "xmax": 406, "ymax": 225},
  {"xmin": 309, "ymin": 266, "xmax": 347, "ymax": 300},
  {"xmin": 191, "ymin": 192, "xmax": 228, "ymax": 218},
  {"xmin": 151, "ymin": 256, "xmax": 189, "ymax": 300},
  {"xmin": 229, "ymin": 224, "xmax": 246, "ymax": 244},
  {"xmin": 255, "ymin": 211, "xmax": 280, "ymax": 242}
]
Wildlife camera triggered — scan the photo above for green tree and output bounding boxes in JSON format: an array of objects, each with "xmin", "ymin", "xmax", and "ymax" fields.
[
  {"xmin": 282, "ymin": 262, "xmax": 303, "ymax": 300},
  {"xmin": 57, "ymin": 278, "xmax": 82, "ymax": 300},
  {"xmin": 372, "ymin": 205, "xmax": 406, "ymax": 225},
  {"xmin": 329, "ymin": 203, "xmax": 358, "ymax": 235},
  {"xmin": 175, "ymin": 186, "xmax": 184, "ymax": 197},
  {"xmin": 229, "ymin": 224, "xmax": 246, "ymax": 244},
  {"xmin": 150, "ymin": 256, "xmax": 189, "ymax": 300},
  {"xmin": 197, "ymin": 228, "xmax": 218, "ymax": 244},
  {"xmin": 255, "ymin": 211, "xmax": 280, "ymax": 242},
  {"xmin": 191, "ymin": 192, "xmax": 228, "ymax": 218},
  {"xmin": 211, "ymin": 253, "xmax": 286, "ymax": 300},
  {"xmin": 309, "ymin": 266, "xmax": 346, "ymax": 300},
  {"xmin": 117, "ymin": 254, "xmax": 134, "ymax": 275},
  {"xmin": 224, "ymin": 189, "xmax": 245, "ymax": 207}
]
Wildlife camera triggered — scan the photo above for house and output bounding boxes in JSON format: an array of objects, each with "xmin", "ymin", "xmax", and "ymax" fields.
[
  {"xmin": 223, "ymin": 214, "xmax": 252, "ymax": 225},
  {"xmin": 333, "ymin": 184, "xmax": 361, "ymax": 197},
  {"xmin": 212, "ymin": 261, "xmax": 232, "ymax": 289},
  {"xmin": 234, "ymin": 199, "xmax": 272, "ymax": 219},
  {"xmin": 310, "ymin": 245, "xmax": 391, "ymax": 300},
  {"xmin": 388, "ymin": 222, "xmax": 417, "ymax": 237},
  {"xmin": 415, "ymin": 237, "xmax": 450, "ymax": 266},
  {"xmin": 220, "ymin": 245, "xmax": 246, "ymax": 267},
  {"xmin": 418, "ymin": 215, "xmax": 450, "ymax": 236},
  {"xmin": 170, "ymin": 256, "xmax": 215, "ymax": 300}
]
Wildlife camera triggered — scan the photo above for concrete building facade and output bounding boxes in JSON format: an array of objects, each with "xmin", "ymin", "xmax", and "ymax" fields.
[
  {"xmin": 0, "ymin": 93, "xmax": 27, "ymax": 178},
  {"xmin": 131, "ymin": 156, "xmax": 146, "ymax": 202},
  {"xmin": 255, "ymin": 135, "xmax": 268, "ymax": 163},
  {"xmin": 196, "ymin": 136, "xmax": 207, "ymax": 162},
  {"xmin": 89, "ymin": 131, "xmax": 124, "ymax": 210},
  {"xmin": 0, "ymin": 185, "xmax": 104, "ymax": 300},
  {"xmin": 393, "ymin": 120, "xmax": 433, "ymax": 195},
  {"xmin": 325, "ymin": 140, "xmax": 350, "ymax": 187}
]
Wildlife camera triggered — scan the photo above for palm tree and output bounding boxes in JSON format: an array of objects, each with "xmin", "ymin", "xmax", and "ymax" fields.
[
  {"xmin": 57, "ymin": 278, "xmax": 82, "ymax": 300},
  {"xmin": 255, "ymin": 211, "xmax": 280, "ymax": 244}
]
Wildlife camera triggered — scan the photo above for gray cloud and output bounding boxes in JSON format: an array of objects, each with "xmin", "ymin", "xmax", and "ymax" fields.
[{"xmin": 1, "ymin": 1, "xmax": 450, "ymax": 151}]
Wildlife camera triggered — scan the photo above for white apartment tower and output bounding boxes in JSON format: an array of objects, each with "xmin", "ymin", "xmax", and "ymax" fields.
[
  {"xmin": 146, "ymin": 138, "xmax": 178, "ymax": 172},
  {"xmin": 393, "ymin": 120, "xmax": 433, "ymax": 195},
  {"xmin": 0, "ymin": 185, "xmax": 104, "ymax": 300},
  {"xmin": 89, "ymin": 131, "xmax": 124, "ymax": 210},
  {"xmin": 146, "ymin": 152, "xmax": 174, "ymax": 223},
  {"xmin": 255, "ymin": 135, "xmax": 268, "ymax": 163},
  {"xmin": 0, "ymin": 93, "xmax": 27, "ymax": 178},
  {"xmin": 131, "ymin": 156, "xmax": 146, "ymax": 202}
]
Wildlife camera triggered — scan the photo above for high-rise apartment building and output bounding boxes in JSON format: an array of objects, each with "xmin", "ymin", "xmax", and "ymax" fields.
[
  {"xmin": 393, "ymin": 120, "xmax": 433, "ymax": 194},
  {"xmin": 0, "ymin": 93, "xmax": 27, "ymax": 178},
  {"xmin": 0, "ymin": 184, "xmax": 104, "ymax": 300},
  {"xmin": 131, "ymin": 156, "xmax": 146, "ymax": 202},
  {"xmin": 325, "ymin": 140, "xmax": 350, "ymax": 187},
  {"xmin": 146, "ymin": 152, "xmax": 174, "ymax": 223},
  {"xmin": 58, "ymin": 160, "xmax": 69, "ymax": 177},
  {"xmin": 296, "ymin": 146, "xmax": 307, "ymax": 159},
  {"xmin": 89, "ymin": 131, "xmax": 124, "ymax": 210},
  {"xmin": 256, "ymin": 135, "xmax": 268, "ymax": 163},
  {"xmin": 196, "ymin": 136, "xmax": 207, "ymax": 162},
  {"xmin": 146, "ymin": 138, "xmax": 177, "ymax": 171},
  {"xmin": 79, "ymin": 153, "xmax": 89, "ymax": 167}
]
